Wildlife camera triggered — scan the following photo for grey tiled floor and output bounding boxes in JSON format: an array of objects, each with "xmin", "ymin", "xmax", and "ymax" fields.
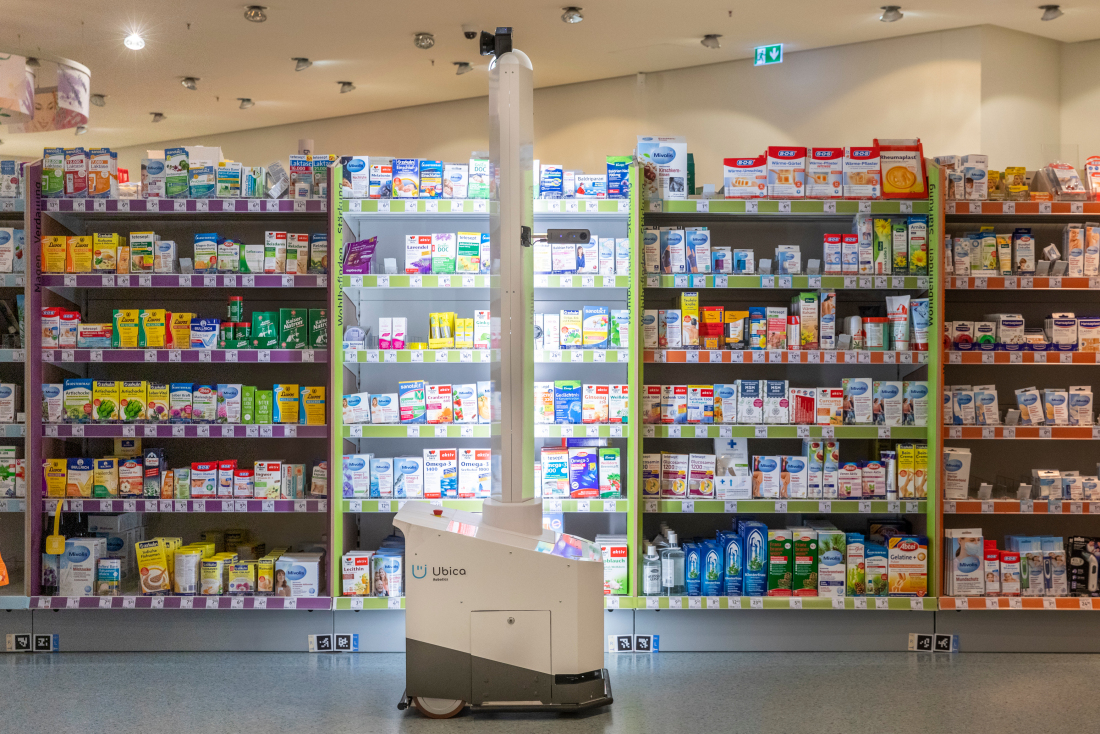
[{"xmin": 4, "ymin": 651, "xmax": 1098, "ymax": 733}]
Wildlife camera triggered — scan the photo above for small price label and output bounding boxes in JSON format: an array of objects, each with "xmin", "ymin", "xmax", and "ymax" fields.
[
  {"xmin": 682, "ymin": 500, "xmax": 695, "ymax": 513},
  {"xmin": 755, "ymin": 425, "xmax": 768, "ymax": 438},
  {"xmin": 667, "ymin": 425, "xmax": 681, "ymax": 438},
  {"xmin": 198, "ymin": 350, "xmax": 211, "ymax": 362},
  {"xmin": 859, "ymin": 501, "xmax": 872, "ymax": 513},
  {"xmin": 172, "ymin": 425, "xmax": 185, "ymax": 437},
  {"xmin": 685, "ymin": 351, "xmax": 698, "ymax": 363},
  {"xmin": 724, "ymin": 501, "xmax": 738, "ymax": 513},
  {"xmin": 775, "ymin": 501, "xmax": 788, "ymax": 513},
  {"xmin": 144, "ymin": 425, "xmax": 159, "ymax": 437},
  {"xmin": 1039, "ymin": 202, "xmax": 1053, "ymax": 214},
  {"xmin": 749, "ymin": 597, "xmax": 764, "ymax": 609},
  {"xmin": 819, "ymin": 501, "xmax": 832, "ymax": 512},
  {"xmin": 145, "ymin": 349, "xmax": 158, "ymax": 363},
  {"xmin": 1020, "ymin": 499, "xmax": 1034, "ymax": 513}
]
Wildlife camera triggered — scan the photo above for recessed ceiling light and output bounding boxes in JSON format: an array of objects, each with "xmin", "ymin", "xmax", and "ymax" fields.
[
  {"xmin": 292, "ymin": 57, "xmax": 312, "ymax": 71},
  {"xmin": 181, "ymin": 77, "xmax": 199, "ymax": 91},
  {"xmin": 880, "ymin": 5, "xmax": 903, "ymax": 22},
  {"xmin": 238, "ymin": 98, "xmax": 254, "ymax": 109},
  {"xmin": 700, "ymin": 34, "xmax": 721, "ymax": 50},
  {"xmin": 151, "ymin": 112, "xmax": 165, "ymax": 122},
  {"xmin": 75, "ymin": 125, "xmax": 87, "ymax": 136},
  {"xmin": 414, "ymin": 33, "xmax": 435, "ymax": 50},
  {"xmin": 338, "ymin": 81, "xmax": 355, "ymax": 93},
  {"xmin": 561, "ymin": 7, "xmax": 583, "ymax": 23},
  {"xmin": 90, "ymin": 94, "xmax": 107, "ymax": 107},
  {"xmin": 25, "ymin": 57, "xmax": 40, "ymax": 69},
  {"xmin": 124, "ymin": 33, "xmax": 145, "ymax": 50},
  {"xmin": 244, "ymin": 5, "xmax": 267, "ymax": 22},
  {"xmin": 454, "ymin": 62, "xmax": 473, "ymax": 75},
  {"xmin": 1040, "ymin": 4, "xmax": 1063, "ymax": 20}
]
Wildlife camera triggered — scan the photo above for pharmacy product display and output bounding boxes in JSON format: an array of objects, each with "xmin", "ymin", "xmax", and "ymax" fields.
[
  {"xmin": 936, "ymin": 154, "xmax": 1100, "ymax": 204},
  {"xmin": 645, "ymin": 290, "xmax": 928, "ymax": 353},
  {"xmin": 536, "ymin": 156, "xmax": 632, "ymax": 201},
  {"xmin": 948, "ymin": 311, "xmax": 1100, "ymax": 353},
  {"xmin": 43, "ymin": 514, "xmax": 325, "ymax": 599},
  {"xmin": 944, "ymin": 384, "xmax": 1093, "ymax": 427},
  {"xmin": 0, "ymin": 191, "xmax": 26, "ymax": 600},
  {"xmin": 28, "ymin": 160, "xmax": 332, "ymax": 607},
  {"xmin": 644, "ymin": 438, "xmax": 926, "ymax": 500},
  {"xmin": 340, "ymin": 536, "xmax": 406, "ymax": 597},
  {"xmin": 637, "ymin": 146, "xmax": 938, "ymax": 617},
  {"xmin": 41, "ymin": 230, "xmax": 326, "ymax": 276},
  {"xmin": 643, "ymin": 519, "xmax": 927, "ymax": 598},
  {"xmin": 535, "ymin": 307, "xmax": 630, "ymax": 351},
  {"xmin": 343, "ymin": 380, "xmax": 490, "ymax": 425},
  {"xmin": 43, "ymin": 439, "xmax": 326, "ymax": 499},
  {"xmin": 343, "ymin": 449, "xmax": 489, "ymax": 499}
]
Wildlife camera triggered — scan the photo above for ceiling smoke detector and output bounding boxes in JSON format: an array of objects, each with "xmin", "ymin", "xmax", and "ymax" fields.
[
  {"xmin": 181, "ymin": 77, "xmax": 199, "ymax": 90},
  {"xmin": 150, "ymin": 112, "xmax": 165, "ymax": 123},
  {"xmin": 561, "ymin": 7, "xmax": 583, "ymax": 23},
  {"xmin": 454, "ymin": 62, "xmax": 473, "ymax": 75},
  {"xmin": 25, "ymin": 57, "xmax": 40, "ymax": 69},
  {"xmin": 880, "ymin": 5, "xmax": 903, "ymax": 22},
  {"xmin": 244, "ymin": 5, "xmax": 267, "ymax": 22},
  {"xmin": 1040, "ymin": 5, "xmax": 1064, "ymax": 20},
  {"xmin": 338, "ymin": 81, "xmax": 356, "ymax": 93},
  {"xmin": 292, "ymin": 57, "xmax": 312, "ymax": 71},
  {"xmin": 74, "ymin": 125, "xmax": 87, "ymax": 136},
  {"xmin": 90, "ymin": 94, "xmax": 107, "ymax": 107},
  {"xmin": 238, "ymin": 98, "xmax": 254, "ymax": 109},
  {"xmin": 700, "ymin": 34, "xmax": 721, "ymax": 50},
  {"xmin": 414, "ymin": 33, "xmax": 435, "ymax": 50}
]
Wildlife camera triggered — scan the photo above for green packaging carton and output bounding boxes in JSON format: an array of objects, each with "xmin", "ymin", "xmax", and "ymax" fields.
[
  {"xmin": 792, "ymin": 532, "xmax": 819, "ymax": 596},
  {"xmin": 241, "ymin": 386, "xmax": 255, "ymax": 424},
  {"xmin": 250, "ymin": 311, "xmax": 278, "ymax": 349},
  {"xmin": 309, "ymin": 309, "xmax": 328, "ymax": 348},
  {"xmin": 255, "ymin": 390, "xmax": 273, "ymax": 424},
  {"xmin": 278, "ymin": 308, "xmax": 307, "ymax": 349},
  {"xmin": 767, "ymin": 530, "xmax": 793, "ymax": 596}
]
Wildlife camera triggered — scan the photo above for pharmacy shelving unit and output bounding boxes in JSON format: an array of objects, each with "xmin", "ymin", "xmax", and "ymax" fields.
[
  {"xmin": 631, "ymin": 171, "xmax": 943, "ymax": 651},
  {"xmin": 936, "ymin": 173, "xmax": 1100, "ymax": 652},
  {"xmin": 22, "ymin": 163, "xmax": 335, "ymax": 652},
  {"xmin": 331, "ymin": 167, "xmax": 642, "ymax": 646},
  {"xmin": 0, "ymin": 195, "xmax": 27, "ymax": 626}
]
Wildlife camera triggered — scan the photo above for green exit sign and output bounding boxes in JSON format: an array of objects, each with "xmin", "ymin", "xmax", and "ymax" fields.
[{"xmin": 754, "ymin": 44, "xmax": 783, "ymax": 66}]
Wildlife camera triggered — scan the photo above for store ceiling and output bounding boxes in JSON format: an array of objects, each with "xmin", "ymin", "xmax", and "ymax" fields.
[{"xmin": 2, "ymin": 0, "xmax": 1098, "ymax": 157}]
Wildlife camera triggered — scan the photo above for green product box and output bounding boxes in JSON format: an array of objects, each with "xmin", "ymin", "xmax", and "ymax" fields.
[
  {"xmin": 241, "ymin": 386, "xmax": 255, "ymax": 424},
  {"xmin": 250, "ymin": 311, "xmax": 278, "ymax": 349},
  {"xmin": 767, "ymin": 531, "xmax": 793, "ymax": 595},
  {"xmin": 165, "ymin": 147, "xmax": 190, "ymax": 199},
  {"xmin": 219, "ymin": 338, "xmax": 251, "ymax": 349},
  {"xmin": 255, "ymin": 390, "xmax": 273, "ymax": 424},
  {"xmin": 278, "ymin": 308, "xmax": 307, "ymax": 349},
  {"xmin": 792, "ymin": 535, "xmax": 819, "ymax": 596},
  {"xmin": 309, "ymin": 309, "xmax": 328, "ymax": 348},
  {"xmin": 601, "ymin": 539, "xmax": 628, "ymax": 596}
]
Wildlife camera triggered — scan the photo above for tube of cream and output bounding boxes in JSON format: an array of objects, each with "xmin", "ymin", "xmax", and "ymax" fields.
[
  {"xmin": 886, "ymin": 295, "xmax": 910, "ymax": 351},
  {"xmin": 910, "ymin": 298, "xmax": 930, "ymax": 351},
  {"xmin": 997, "ymin": 234, "xmax": 1012, "ymax": 275}
]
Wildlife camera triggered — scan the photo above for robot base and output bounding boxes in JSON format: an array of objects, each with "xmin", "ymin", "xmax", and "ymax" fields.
[{"xmin": 400, "ymin": 669, "xmax": 613, "ymax": 718}]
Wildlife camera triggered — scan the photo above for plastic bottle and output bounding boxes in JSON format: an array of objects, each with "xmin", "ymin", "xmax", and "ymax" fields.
[
  {"xmin": 642, "ymin": 545, "xmax": 662, "ymax": 596},
  {"xmin": 661, "ymin": 531, "xmax": 686, "ymax": 595}
]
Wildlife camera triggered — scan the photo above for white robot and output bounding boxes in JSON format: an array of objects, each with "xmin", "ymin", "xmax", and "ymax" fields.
[{"xmin": 394, "ymin": 28, "xmax": 611, "ymax": 718}]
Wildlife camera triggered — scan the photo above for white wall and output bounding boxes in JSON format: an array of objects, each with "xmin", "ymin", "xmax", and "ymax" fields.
[
  {"xmin": 1061, "ymin": 38, "xmax": 1100, "ymax": 166},
  {"xmin": 112, "ymin": 25, "xmax": 1073, "ymax": 186}
]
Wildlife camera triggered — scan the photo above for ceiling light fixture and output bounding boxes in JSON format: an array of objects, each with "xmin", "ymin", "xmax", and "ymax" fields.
[
  {"xmin": 124, "ymin": 33, "xmax": 145, "ymax": 50},
  {"xmin": 414, "ymin": 33, "xmax": 435, "ymax": 50},
  {"xmin": 880, "ymin": 5, "xmax": 903, "ymax": 22},
  {"xmin": 561, "ymin": 7, "xmax": 583, "ymax": 23},
  {"xmin": 90, "ymin": 94, "xmax": 107, "ymax": 107},
  {"xmin": 454, "ymin": 62, "xmax": 473, "ymax": 75},
  {"xmin": 25, "ymin": 57, "xmax": 40, "ymax": 69},
  {"xmin": 292, "ymin": 57, "xmax": 312, "ymax": 71},
  {"xmin": 181, "ymin": 77, "xmax": 199, "ymax": 90},
  {"xmin": 244, "ymin": 5, "xmax": 267, "ymax": 22},
  {"xmin": 1040, "ymin": 4, "xmax": 1064, "ymax": 20},
  {"xmin": 151, "ymin": 112, "xmax": 165, "ymax": 123},
  {"xmin": 338, "ymin": 81, "xmax": 355, "ymax": 93},
  {"xmin": 700, "ymin": 34, "xmax": 722, "ymax": 50},
  {"xmin": 75, "ymin": 125, "xmax": 87, "ymax": 136},
  {"xmin": 238, "ymin": 98, "xmax": 254, "ymax": 109}
]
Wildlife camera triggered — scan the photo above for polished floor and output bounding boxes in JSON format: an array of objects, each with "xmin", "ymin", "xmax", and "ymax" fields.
[{"xmin": 4, "ymin": 651, "xmax": 1098, "ymax": 733}]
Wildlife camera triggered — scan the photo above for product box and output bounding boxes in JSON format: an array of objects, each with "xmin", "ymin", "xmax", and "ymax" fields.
[
  {"xmin": 398, "ymin": 381, "xmax": 426, "ymax": 424},
  {"xmin": 423, "ymin": 448, "xmax": 458, "ymax": 499},
  {"xmin": 843, "ymin": 378, "xmax": 872, "ymax": 424},
  {"xmin": 392, "ymin": 158, "xmax": 419, "ymax": 198},
  {"xmin": 807, "ymin": 148, "xmax": 844, "ymax": 198},
  {"xmin": 458, "ymin": 448, "xmax": 491, "ymax": 499},
  {"xmin": 661, "ymin": 385, "xmax": 688, "ymax": 424},
  {"xmin": 554, "ymin": 380, "xmax": 582, "ymax": 424},
  {"xmin": 637, "ymin": 136, "xmax": 687, "ymax": 200},
  {"xmin": 843, "ymin": 146, "xmax": 882, "ymax": 198},
  {"xmin": 766, "ymin": 146, "xmax": 807, "ymax": 198},
  {"xmin": 661, "ymin": 453, "xmax": 688, "ymax": 498},
  {"xmin": 887, "ymin": 536, "xmax": 928, "ymax": 596}
]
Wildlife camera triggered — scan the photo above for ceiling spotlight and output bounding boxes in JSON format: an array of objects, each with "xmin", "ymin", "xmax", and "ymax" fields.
[
  {"xmin": 25, "ymin": 57, "xmax": 40, "ymax": 69},
  {"xmin": 124, "ymin": 33, "xmax": 145, "ymax": 50},
  {"xmin": 151, "ymin": 112, "xmax": 165, "ymax": 123},
  {"xmin": 561, "ymin": 7, "xmax": 584, "ymax": 23},
  {"xmin": 880, "ymin": 5, "xmax": 903, "ymax": 22},
  {"xmin": 181, "ymin": 77, "xmax": 199, "ymax": 91},
  {"xmin": 244, "ymin": 5, "xmax": 267, "ymax": 22},
  {"xmin": 75, "ymin": 125, "xmax": 87, "ymax": 136},
  {"xmin": 1040, "ymin": 4, "xmax": 1063, "ymax": 20},
  {"xmin": 238, "ymin": 98, "xmax": 254, "ymax": 109},
  {"xmin": 292, "ymin": 57, "xmax": 312, "ymax": 71},
  {"xmin": 454, "ymin": 61, "xmax": 473, "ymax": 75},
  {"xmin": 338, "ymin": 81, "xmax": 355, "ymax": 93},
  {"xmin": 700, "ymin": 34, "xmax": 721, "ymax": 50},
  {"xmin": 90, "ymin": 94, "xmax": 107, "ymax": 107},
  {"xmin": 414, "ymin": 33, "xmax": 436, "ymax": 50}
]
